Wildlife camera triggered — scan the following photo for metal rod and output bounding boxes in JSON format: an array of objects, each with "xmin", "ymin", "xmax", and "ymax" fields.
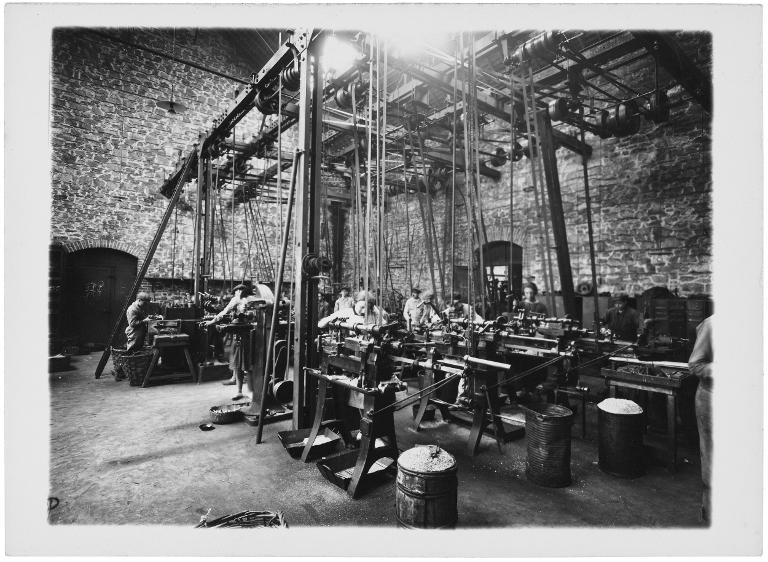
[
  {"xmin": 404, "ymin": 118, "xmax": 439, "ymax": 299},
  {"xmin": 403, "ymin": 136, "xmax": 412, "ymax": 292},
  {"xmin": 415, "ymin": 131, "xmax": 446, "ymax": 298},
  {"xmin": 450, "ymin": 40, "xmax": 457, "ymax": 303},
  {"xmin": 379, "ymin": 41, "xmax": 387, "ymax": 323},
  {"xmin": 579, "ymin": 105, "xmax": 601, "ymax": 348},
  {"xmin": 365, "ymin": 37, "xmax": 373, "ymax": 301},
  {"xmin": 231, "ymin": 125, "xmax": 236, "ymax": 292},
  {"xmin": 193, "ymin": 146, "xmax": 204, "ymax": 305},
  {"xmin": 528, "ymin": 67, "xmax": 557, "ymax": 315},
  {"xmin": 459, "ymin": 33, "xmax": 476, "ymax": 353},
  {"xmin": 508, "ymin": 72, "xmax": 516, "ymax": 304},
  {"xmin": 471, "ymin": 38, "xmax": 487, "ymax": 317},
  {"xmin": 350, "ymin": 81, "xmax": 362, "ymax": 293},
  {"xmin": 517, "ymin": 72, "xmax": 549, "ymax": 308},
  {"xmin": 93, "ymin": 151, "xmax": 197, "ymax": 379},
  {"xmin": 256, "ymin": 150, "xmax": 300, "ymax": 444}
]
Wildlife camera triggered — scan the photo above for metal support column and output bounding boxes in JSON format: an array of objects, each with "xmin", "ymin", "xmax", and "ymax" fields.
[
  {"xmin": 536, "ymin": 110, "xmax": 577, "ymax": 318},
  {"xmin": 292, "ymin": 33, "xmax": 323, "ymax": 429}
]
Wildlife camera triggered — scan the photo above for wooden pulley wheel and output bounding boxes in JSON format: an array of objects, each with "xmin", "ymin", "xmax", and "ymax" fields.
[
  {"xmin": 254, "ymin": 88, "xmax": 279, "ymax": 115},
  {"xmin": 548, "ymin": 98, "xmax": 570, "ymax": 122},
  {"xmin": 615, "ymin": 102, "xmax": 637, "ymax": 130},
  {"xmin": 490, "ymin": 147, "xmax": 507, "ymax": 167},
  {"xmin": 576, "ymin": 281, "xmax": 593, "ymax": 296},
  {"xmin": 596, "ymin": 110, "xmax": 611, "ymax": 139},
  {"xmin": 648, "ymin": 90, "xmax": 670, "ymax": 124},
  {"xmin": 334, "ymin": 86, "xmax": 352, "ymax": 109}
]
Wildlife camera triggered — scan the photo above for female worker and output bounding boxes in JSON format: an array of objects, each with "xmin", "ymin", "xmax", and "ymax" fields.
[{"xmin": 206, "ymin": 284, "xmax": 254, "ymax": 400}]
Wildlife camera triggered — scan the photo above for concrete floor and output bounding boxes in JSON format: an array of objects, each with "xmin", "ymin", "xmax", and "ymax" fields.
[{"xmin": 49, "ymin": 353, "xmax": 705, "ymax": 528}]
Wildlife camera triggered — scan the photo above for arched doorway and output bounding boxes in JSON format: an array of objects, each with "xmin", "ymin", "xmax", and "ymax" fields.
[
  {"xmin": 63, "ymin": 248, "xmax": 138, "ymax": 348},
  {"xmin": 473, "ymin": 241, "xmax": 522, "ymax": 316}
]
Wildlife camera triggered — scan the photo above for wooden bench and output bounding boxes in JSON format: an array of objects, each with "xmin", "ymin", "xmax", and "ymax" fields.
[{"xmin": 142, "ymin": 334, "xmax": 198, "ymax": 387}]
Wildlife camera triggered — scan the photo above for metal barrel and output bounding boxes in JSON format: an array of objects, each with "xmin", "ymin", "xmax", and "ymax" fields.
[
  {"xmin": 525, "ymin": 403, "xmax": 574, "ymax": 487},
  {"xmin": 597, "ymin": 401, "xmax": 645, "ymax": 478},
  {"xmin": 395, "ymin": 446, "xmax": 458, "ymax": 529}
]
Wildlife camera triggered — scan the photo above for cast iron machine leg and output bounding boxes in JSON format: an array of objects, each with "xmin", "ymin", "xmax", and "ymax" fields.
[
  {"xmin": 413, "ymin": 368, "xmax": 435, "ymax": 431},
  {"xmin": 347, "ymin": 386, "xmax": 399, "ymax": 499},
  {"xmin": 301, "ymin": 378, "xmax": 329, "ymax": 462}
]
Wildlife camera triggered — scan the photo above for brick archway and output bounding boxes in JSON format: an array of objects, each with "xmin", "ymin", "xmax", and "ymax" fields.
[
  {"xmin": 481, "ymin": 225, "xmax": 528, "ymax": 248},
  {"xmin": 59, "ymin": 238, "xmax": 142, "ymax": 261}
]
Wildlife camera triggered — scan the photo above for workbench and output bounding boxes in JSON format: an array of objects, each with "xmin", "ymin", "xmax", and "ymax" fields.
[{"xmin": 601, "ymin": 357, "xmax": 695, "ymax": 471}]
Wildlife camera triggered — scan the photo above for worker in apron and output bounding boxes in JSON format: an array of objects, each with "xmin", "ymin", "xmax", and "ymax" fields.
[
  {"xmin": 125, "ymin": 292, "xmax": 153, "ymax": 353},
  {"xmin": 205, "ymin": 284, "xmax": 253, "ymax": 400}
]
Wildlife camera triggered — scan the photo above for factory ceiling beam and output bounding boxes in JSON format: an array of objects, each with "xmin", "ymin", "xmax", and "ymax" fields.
[
  {"xmin": 631, "ymin": 31, "xmax": 712, "ymax": 114},
  {"xmin": 388, "ymin": 55, "xmax": 592, "ymax": 158}
]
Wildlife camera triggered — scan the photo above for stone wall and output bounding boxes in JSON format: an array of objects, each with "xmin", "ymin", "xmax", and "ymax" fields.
[
  {"xmin": 50, "ymin": 28, "xmax": 295, "ymax": 284},
  {"xmin": 361, "ymin": 33, "xmax": 712, "ymax": 302}
]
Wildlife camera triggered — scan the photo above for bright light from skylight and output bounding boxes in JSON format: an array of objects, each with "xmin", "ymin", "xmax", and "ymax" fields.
[{"xmin": 322, "ymin": 35, "xmax": 362, "ymax": 74}]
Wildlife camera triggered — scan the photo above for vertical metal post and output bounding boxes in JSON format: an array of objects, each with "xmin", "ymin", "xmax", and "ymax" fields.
[
  {"xmin": 292, "ymin": 33, "xmax": 323, "ymax": 429},
  {"xmin": 193, "ymin": 138, "xmax": 205, "ymax": 306},
  {"xmin": 508, "ymin": 74, "xmax": 516, "ymax": 302},
  {"xmin": 579, "ymin": 107, "xmax": 601, "ymax": 342}
]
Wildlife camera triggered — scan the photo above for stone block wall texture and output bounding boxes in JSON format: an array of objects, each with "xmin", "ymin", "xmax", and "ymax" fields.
[
  {"xmin": 52, "ymin": 29, "xmax": 711, "ymax": 307},
  {"xmin": 50, "ymin": 28, "xmax": 295, "ymax": 285},
  {"xmin": 351, "ymin": 32, "xmax": 712, "ymax": 301}
]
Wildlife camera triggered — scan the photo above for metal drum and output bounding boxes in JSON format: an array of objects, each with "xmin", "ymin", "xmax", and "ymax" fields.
[
  {"xmin": 598, "ymin": 398, "xmax": 645, "ymax": 478},
  {"xmin": 396, "ymin": 445, "xmax": 458, "ymax": 529},
  {"xmin": 525, "ymin": 403, "xmax": 574, "ymax": 487}
]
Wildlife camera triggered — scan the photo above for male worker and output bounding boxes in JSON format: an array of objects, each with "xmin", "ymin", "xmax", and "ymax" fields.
[
  {"xmin": 689, "ymin": 315, "xmax": 713, "ymax": 524},
  {"xmin": 318, "ymin": 291, "xmax": 389, "ymax": 329},
  {"xmin": 125, "ymin": 292, "xmax": 154, "ymax": 353},
  {"xmin": 443, "ymin": 293, "xmax": 484, "ymax": 322},
  {"xmin": 602, "ymin": 293, "xmax": 642, "ymax": 341},
  {"xmin": 442, "ymin": 293, "xmax": 483, "ymax": 406},
  {"xmin": 334, "ymin": 287, "xmax": 355, "ymax": 312},
  {"xmin": 206, "ymin": 284, "xmax": 254, "ymax": 400},
  {"xmin": 403, "ymin": 287, "xmax": 425, "ymax": 328},
  {"xmin": 419, "ymin": 290, "xmax": 441, "ymax": 327}
]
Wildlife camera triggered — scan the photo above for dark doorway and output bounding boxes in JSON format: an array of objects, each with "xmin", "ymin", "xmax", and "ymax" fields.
[
  {"xmin": 63, "ymin": 248, "xmax": 138, "ymax": 348},
  {"xmin": 473, "ymin": 241, "xmax": 523, "ymax": 316}
]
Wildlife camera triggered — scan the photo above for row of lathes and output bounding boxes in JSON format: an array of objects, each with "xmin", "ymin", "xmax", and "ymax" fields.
[{"xmin": 290, "ymin": 309, "xmax": 664, "ymax": 498}]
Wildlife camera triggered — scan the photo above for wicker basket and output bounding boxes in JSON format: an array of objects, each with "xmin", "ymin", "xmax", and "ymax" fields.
[
  {"xmin": 124, "ymin": 349, "xmax": 154, "ymax": 387},
  {"xmin": 210, "ymin": 401, "xmax": 251, "ymax": 425},
  {"xmin": 110, "ymin": 347, "xmax": 128, "ymax": 380}
]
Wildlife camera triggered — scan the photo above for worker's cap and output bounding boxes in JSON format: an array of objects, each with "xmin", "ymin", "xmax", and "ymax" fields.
[
  {"xmin": 136, "ymin": 292, "xmax": 151, "ymax": 302},
  {"xmin": 233, "ymin": 284, "xmax": 253, "ymax": 296},
  {"xmin": 340, "ymin": 286, "xmax": 350, "ymax": 292},
  {"xmin": 614, "ymin": 293, "xmax": 630, "ymax": 303},
  {"xmin": 451, "ymin": 292, "xmax": 462, "ymax": 300},
  {"xmin": 411, "ymin": 287, "xmax": 422, "ymax": 294}
]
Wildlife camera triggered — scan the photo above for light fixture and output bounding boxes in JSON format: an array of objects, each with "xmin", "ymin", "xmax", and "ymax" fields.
[
  {"xmin": 157, "ymin": 84, "xmax": 186, "ymax": 114},
  {"xmin": 156, "ymin": 28, "xmax": 187, "ymax": 115}
]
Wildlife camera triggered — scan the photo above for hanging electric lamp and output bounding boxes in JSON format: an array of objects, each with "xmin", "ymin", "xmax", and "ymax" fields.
[{"xmin": 156, "ymin": 28, "xmax": 187, "ymax": 115}]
